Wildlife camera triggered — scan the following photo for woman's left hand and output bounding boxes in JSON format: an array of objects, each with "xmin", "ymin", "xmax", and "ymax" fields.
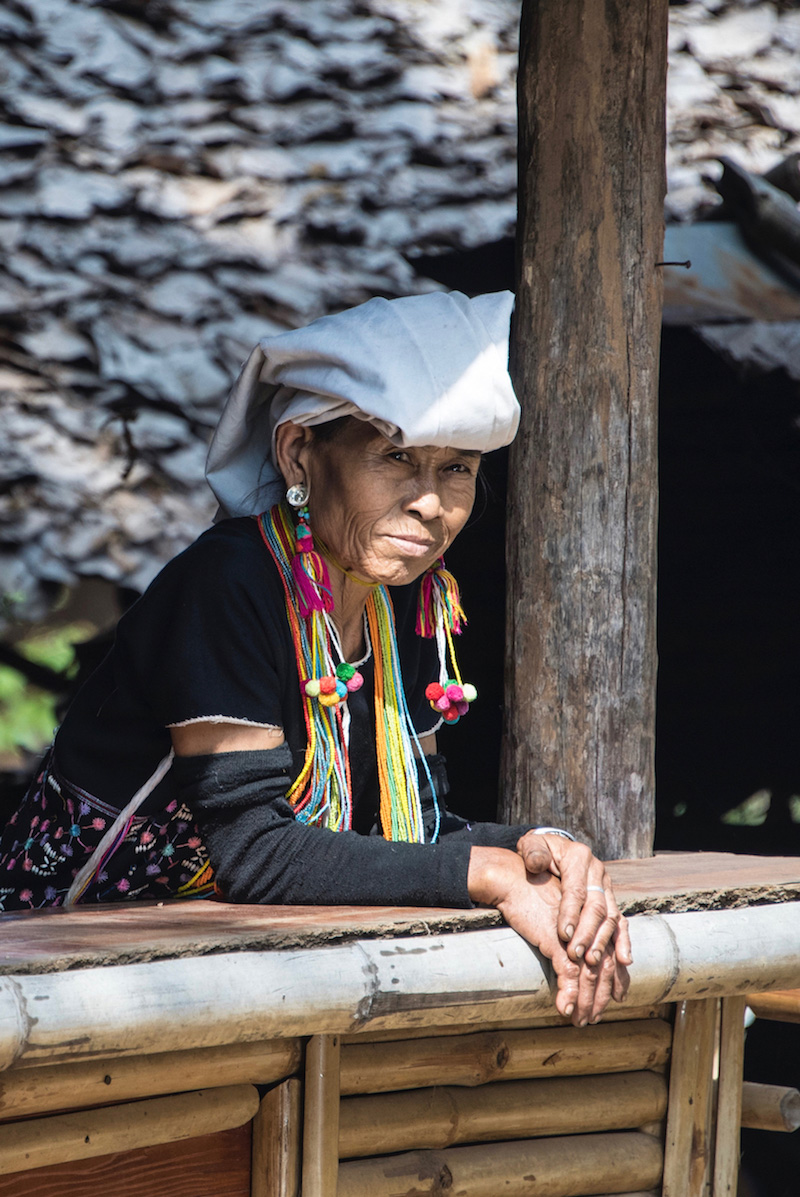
[{"xmin": 516, "ymin": 832, "xmax": 632, "ymax": 973}]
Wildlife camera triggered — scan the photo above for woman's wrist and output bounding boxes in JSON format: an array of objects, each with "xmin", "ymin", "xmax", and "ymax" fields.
[{"xmin": 467, "ymin": 845, "xmax": 526, "ymax": 909}]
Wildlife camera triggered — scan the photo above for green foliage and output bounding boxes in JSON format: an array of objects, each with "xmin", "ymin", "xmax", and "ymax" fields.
[
  {"xmin": 0, "ymin": 623, "xmax": 95, "ymax": 760},
  {"xmin": 720, "ymin": 789, "xmax": 771, "ymax": 827}
]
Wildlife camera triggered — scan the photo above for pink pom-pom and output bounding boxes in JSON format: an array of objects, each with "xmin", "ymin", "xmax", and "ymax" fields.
[
  {"xmin": 434, "ymin": 696, "xmax": 450, "ymax": 712},
  {"xmin": 445, "ymin": 684, "xmax": 463, "ymax": 703},
  {"xmin": 425, "ymin": 682, "xmax": 444, "ymax": 702},
  {"xmin": 456, "ymin": 699, "xmax": 469, "ymax": 716},
  {"xmin": 346, "ymin": 672, "xmax": 364, "ymax": 693}
]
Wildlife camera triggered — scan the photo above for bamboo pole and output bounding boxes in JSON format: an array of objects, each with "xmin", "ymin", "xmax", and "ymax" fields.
[
  {"xmin": 713, "ymin": 995, "xmax": 746, "ymax": 1197},
  {"xmin": 662, "ymin": 999, "xmax": 719, "ymax": 1197},
  {"xmin": 0, "ymin": 1039, "xmax": 300, "ymax": 1120},
  {"xmin": 3, "ymin": 905, "xmax": 800, "ymax": 1070},
  {"xmin": 302, "ymin": 1034, "xmax": 340, "ymax": 1197},
  {"xmin": 251, "ymin": 1077, "xmax": 301, "ymax": 1197},
  {"xmin": 746, "ymin": 989, "xmax": 800, "ymax": 1024},
  {"xmin": 741, "ymin": 1082, "xmax": 800, "ymax": 1132},
  {"xmin": 340, "ymin": 1006, "xmax": 668, "ymax": 1044},
  {"xmin": 340, "ymin": 1020, "xmax": 671, "ymax": 1095},
  {"xmin": 0, "ymin": 1084, "xmax": 259, "ymax": 1176},
  {"xmin": 581, "ymin": 1192, "xmax": 660, "ymax": 1197},
  {"xmin": 339, "ymin": 1071, "xmax": 667, "ymax": 1158},
  {"xmin": 337, "ymin": 1131, "xmax": 663, "ymax": 1197}
]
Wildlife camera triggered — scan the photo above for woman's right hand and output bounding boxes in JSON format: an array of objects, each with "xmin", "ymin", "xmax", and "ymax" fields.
[{"xmin": 467, "ymin": 846, "xmax": 629, "ymax": 1026}]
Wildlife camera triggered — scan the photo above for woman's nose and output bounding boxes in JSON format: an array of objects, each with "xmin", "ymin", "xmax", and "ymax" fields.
[{"xmin": 405, "ymin": 480, "xmax": 443, "ymax": 521}]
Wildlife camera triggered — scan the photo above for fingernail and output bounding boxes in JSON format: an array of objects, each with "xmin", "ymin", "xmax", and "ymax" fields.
[
  {"xmin": 578, "ymin": 1017, "xmax": 588, "ymax": 1027},
  {"xmin": 565, "ymin": 925, "xmax": 574, "ymax": 939},
  {"xmin": 565, "ymin": 1003, "xmax": 574, "ymax": 1016},
  {"xmin": 591, "ymin": 1015, "xmax": 601, "ymax": 1024},
  {"xmin": 574, "ymin": 944, "xmax": 584, "ymax": 958}
]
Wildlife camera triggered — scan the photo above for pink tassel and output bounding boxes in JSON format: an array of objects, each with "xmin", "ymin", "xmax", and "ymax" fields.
[
  {"xmin": 416, "ymin": 559, "xmax": 466, "ymax": 637},
  {"xmin": 291, "ymin": 551, "xmax": 334, "ymax": 617}
]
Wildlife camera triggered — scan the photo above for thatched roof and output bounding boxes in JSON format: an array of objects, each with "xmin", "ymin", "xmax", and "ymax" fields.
[{"xmin": 2, "ymin": 0, "xmax": 799, "ymax": 625}]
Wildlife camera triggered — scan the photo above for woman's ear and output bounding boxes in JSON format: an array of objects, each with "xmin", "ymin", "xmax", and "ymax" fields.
[{"xmin": 274, "ymin": 422, "xmax": 315, "ymax": 490}]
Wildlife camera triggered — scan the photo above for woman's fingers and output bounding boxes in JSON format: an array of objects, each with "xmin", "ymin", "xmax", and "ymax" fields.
[
  {"xmin": 515, "ymin": 831, "xmax": 554, "ymax": 877},
  {"xmin": 554, "ymin": 848, "xmax": 616, "ymax": 961}
]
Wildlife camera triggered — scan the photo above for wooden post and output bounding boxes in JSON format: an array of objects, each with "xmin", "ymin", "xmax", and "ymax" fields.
[
  {"xmin": 502, "ymin": 0, "xmax": 668, "ymax": 857},
  {"xmin": 251, "ymin": 1077, "xmax": 301, "ymax": 1197},
  {"xmin": 302, "ymin": 1033, "xmax": 340, "ymax": 1197},
  {"xmin": 713, "ymin": 995, "xmax": 746, "ymax": 1196},
  {"xmin": 662, "ymin": 999, "xmax": 718, "ymax": 1197}
]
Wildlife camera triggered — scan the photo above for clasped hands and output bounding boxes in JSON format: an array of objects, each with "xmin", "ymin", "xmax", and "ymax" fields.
[{"xmin": 467, "ymin": 832, "xmax": 631, "ymax": 1027}]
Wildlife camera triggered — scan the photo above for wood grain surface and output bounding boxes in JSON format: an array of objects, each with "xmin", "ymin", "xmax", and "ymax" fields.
[
  {"xmin": 501, "ymin": 0, "xmax": 667, "ymax": 859},
  {"xmin": 0, "ymin": 853, "xmax": 798, "ymax": 975},
  {"xmin": 0, "ymin": 1124, "xmax": 251, "ymax": 1197}
]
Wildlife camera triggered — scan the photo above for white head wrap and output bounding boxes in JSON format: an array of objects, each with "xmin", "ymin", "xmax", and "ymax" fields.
[{"xmin": 206, "ymin": 289, "xmax": 519, "ymax": 518}]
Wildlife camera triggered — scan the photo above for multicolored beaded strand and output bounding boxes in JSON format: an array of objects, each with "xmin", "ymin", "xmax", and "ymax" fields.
[
  {"xmin": 416, "ymin": 558, "xmax": 477, "ymax": 725},
  {"xmin": 258, "ymin": 503, "xmax": 433, "ymax": 842}
]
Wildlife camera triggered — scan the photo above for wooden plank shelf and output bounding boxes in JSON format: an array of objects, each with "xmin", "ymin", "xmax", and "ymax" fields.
[{"xmin": 0, "ymin": 853, "xmax": 798, "ymax": 976}]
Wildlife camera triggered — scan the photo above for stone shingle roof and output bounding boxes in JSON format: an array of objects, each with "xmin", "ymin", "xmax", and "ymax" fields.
[{"xmin": 2, "ymin": 0, "xmax": 799, "ymax": 626}]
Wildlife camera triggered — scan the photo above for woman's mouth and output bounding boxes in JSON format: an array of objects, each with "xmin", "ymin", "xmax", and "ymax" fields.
[{"xmin": 383, "ymin": 533, "xmax": 439, "ymax": 558}]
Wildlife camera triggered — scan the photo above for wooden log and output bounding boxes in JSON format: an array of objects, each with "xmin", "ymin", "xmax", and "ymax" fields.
[
  {"xmin": 0, "ymin": 1040, "xmax": 301, "ymax": 1120},
  {"xmin": 502, "ymin": 0, "xmax": 667, "ymax": 858},
  {"xmin": 302, "ymin": 1034, "xmax": 340, "ymax": 1197},
  {"xmin": 337, "ymin": 1131, "xmax": 663, "ymax": 1197},
  {"xmin": 741, "ymin": 1082, "xmax": 800, "ymax": 1133},
  {"xmin": 340, "ymin": 1006, "xmax": 669, "ymax": 1044},
  {"xmin": 747, "ymin": 989, "xmax": 800, "ymax": 1024},
  {"xmin": 339, "ymin": 1070, "xmax": 667, "ymax": 1158},
  {"xmin": 662, "ymin": 999, "xmax": 718, "ymax": 1197},
  {"xmin": 251, "ymin": 1078, "xmax": 301, "ymax": 1197},
  {"xmin": 0, "ymin": 1084, "xmax": 259, "ymax": 1176},
  {"xmin": 340, "ymin": 1020, "xmax": 671, "ymax": 1095},
  {"xmin": 713, "ymin": 995, "xmax": 746, "ymax": 1197}
]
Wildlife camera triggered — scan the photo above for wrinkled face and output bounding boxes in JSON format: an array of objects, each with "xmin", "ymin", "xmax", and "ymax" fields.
[{"xmin": 302, "ymin": 420, "xmax": 480, "ymax": 587}]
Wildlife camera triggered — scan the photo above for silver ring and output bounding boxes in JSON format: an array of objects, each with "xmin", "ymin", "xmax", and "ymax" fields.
[{"xmin": 586, "ymin": 885, "xmax": 606, "ymax": 893}]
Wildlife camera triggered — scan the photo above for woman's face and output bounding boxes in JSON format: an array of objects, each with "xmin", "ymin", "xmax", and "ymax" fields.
[{"xmin": 290, "ymin": 420, "xmax": 480, "ymax": 587}]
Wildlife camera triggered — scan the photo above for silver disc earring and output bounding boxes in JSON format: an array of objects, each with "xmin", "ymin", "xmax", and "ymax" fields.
[{"xmin": 286, "ymin": 483, "xmax": 309, "ymax": 508}]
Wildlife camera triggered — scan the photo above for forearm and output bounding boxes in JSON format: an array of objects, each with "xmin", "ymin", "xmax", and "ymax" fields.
[{"xmin": 175, "ymin": 748, "xmax": 474, "ymax": 907}]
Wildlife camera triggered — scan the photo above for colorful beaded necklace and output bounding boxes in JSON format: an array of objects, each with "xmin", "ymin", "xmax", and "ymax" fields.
[{"xmin": 258, "ymin": 504, "xmax": 437, "ymax": 842}]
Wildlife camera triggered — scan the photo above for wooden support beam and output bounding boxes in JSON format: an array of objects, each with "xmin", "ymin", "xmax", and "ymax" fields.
[
  {"xmin": 0, "ymin": 1040, "xmax": 300, "ymax": 1120},
  {"xmin": 662, "ymin": 999, "xmax": 718, "ymax": 1197},
  {"xmin": 747, "ymin": 989, "xmax": 800, "ymax": 1024},
  {"xmin": 0, "ymin": 1084, "xmax": 259, "ymax": 1176},
  {"xmin": 251, "ymin": 1078, "xmax": 301, "ymax": 1197},
  {"xmin": 340, "ymin": 1019, "xmax": 671, "ymax": 1095},
  {"xmin": 713, "ymin": 995, "xmax": 746, "ymax": 1196},
  {"xmin": 741, "ymin": 1082, "xmax": 800, "ymax": 1133},
  {"xmin": 301, "ymin": 1034, "xmax": 340, "ymax": 1197},
  {"xmin": 339, "ymin": 1070, "xmax": 667, "ymax": 1158},
  {"xmin": 502, "ymin": 0, "xmax": 668, "ymax": 857},
  {"xmin": 337, "ymin": 1131, "xmax": 663, "ymax": 1197}
]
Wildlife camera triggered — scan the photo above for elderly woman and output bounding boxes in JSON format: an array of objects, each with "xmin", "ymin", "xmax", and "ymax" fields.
[{"xmin": 0, "ymin": 290, "xmax": 629, "ymax": 1025}]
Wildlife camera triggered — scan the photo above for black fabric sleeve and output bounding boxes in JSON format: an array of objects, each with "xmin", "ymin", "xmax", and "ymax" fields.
[
  {"xmin": 174, "ymin": 747, "xmax": 475, "ymax": 907},
  {"xmin": 420, "ymin": 754, "xmax": 537, "ymax": 850},
  {"xmin": 117, "ymin": 520, "xmax": 288, "ymax": 731}
]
